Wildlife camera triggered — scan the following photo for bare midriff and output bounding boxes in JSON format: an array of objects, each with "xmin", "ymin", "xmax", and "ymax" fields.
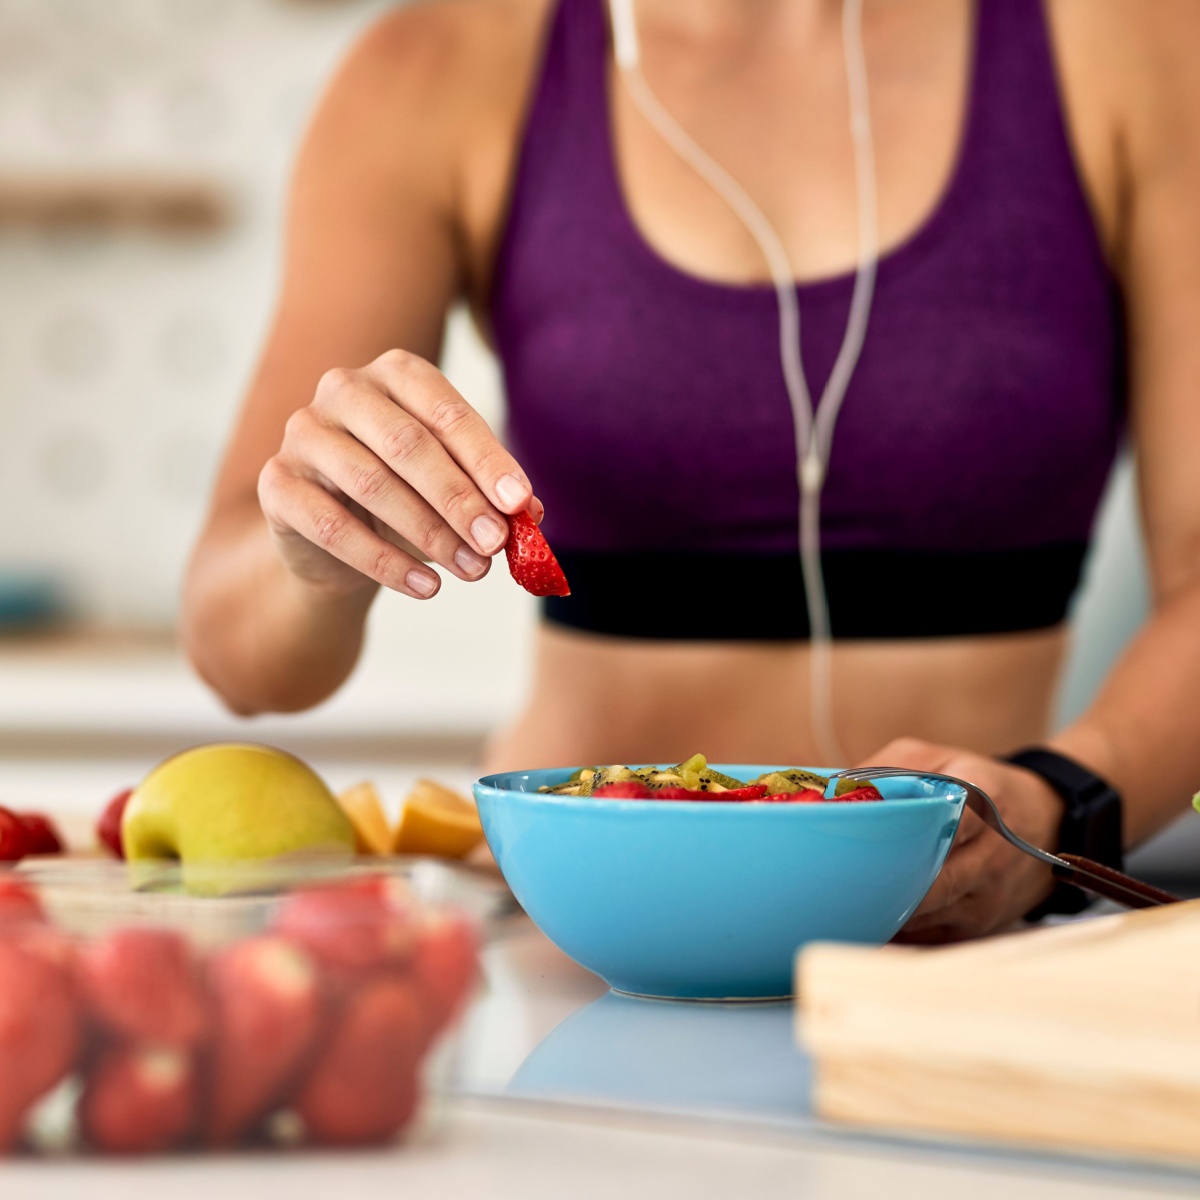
[{"xmin": 481, "ymin": 624, "xmax": 1068, "ymax": 772}]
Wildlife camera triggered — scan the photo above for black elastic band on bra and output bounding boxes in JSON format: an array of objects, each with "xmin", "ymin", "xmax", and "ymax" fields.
[{"xmin": 542, "ymin": 543, "xmax": 1089, "ymax": 641}]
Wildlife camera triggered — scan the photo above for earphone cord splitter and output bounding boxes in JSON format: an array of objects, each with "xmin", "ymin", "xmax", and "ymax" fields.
[{"xmin": 610, "ymin": 0, "xmax": 879, "ymax": 766}]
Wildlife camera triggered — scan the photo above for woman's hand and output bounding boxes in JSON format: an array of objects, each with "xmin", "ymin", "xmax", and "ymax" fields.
[
  {"xmin": 859, "ymin": 738, "xmax": 1066, "ymax": 943},
  {"xmin": 257, "ymin": 348, "xmax": 540, "ymax": 601}
]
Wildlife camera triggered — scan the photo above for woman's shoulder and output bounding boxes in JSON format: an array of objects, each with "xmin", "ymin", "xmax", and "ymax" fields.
[
  {"xmin": 1048, "ymin": 0, "xmax": 1200, "ymax": 265},
  {"xmin": 299, "ymin": 0, "xmax": 555, "ymax": 264},
  {"xmin": 328, "ymin": 0, "xmax": 554, "ymax": 127}
]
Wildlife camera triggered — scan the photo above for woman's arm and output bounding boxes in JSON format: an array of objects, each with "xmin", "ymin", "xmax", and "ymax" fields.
[
  {"xmin": 182, "ymin": 3, "xmax": 543, "ymax": 715},
  {"xmin": 866, "ymin": 0, "xmax": 1200, "ymax": 939},
  {"xmin": 1050, "ymin": 0, "xmax": 1200, "ymax": 839}
]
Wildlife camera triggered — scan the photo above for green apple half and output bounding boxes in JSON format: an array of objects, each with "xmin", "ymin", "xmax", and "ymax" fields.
[{"xmin": 123, "ymin": 743, "xmax": 355, "ymax": 863}]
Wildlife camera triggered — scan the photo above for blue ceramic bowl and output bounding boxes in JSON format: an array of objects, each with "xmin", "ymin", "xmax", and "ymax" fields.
[{"xmin": 474, "ymin": 766, "xmax": 966, "ymax": 1000}]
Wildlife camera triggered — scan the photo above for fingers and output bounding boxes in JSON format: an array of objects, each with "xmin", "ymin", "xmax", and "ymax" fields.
[
  {"xmin": 283, "ymin": 415, "xmax": 492, "ymax": 583},
  {"xmin": 907, "ymin": 831, "xmax": 990, "ymax": 920},
  {"xmin": 311, "ymin": 371, "xmax": 509, "ymax": 561},
  {"xmin": 259, "ymin": 461, "xmax": 442, "ymax": 600},
  {"xmin": 363, "ymin": 349, "xmax": 533, "ymax": 513},
  {"xmin": 273, "ymin": 350, "xmax": 536, "ymax": 600}
]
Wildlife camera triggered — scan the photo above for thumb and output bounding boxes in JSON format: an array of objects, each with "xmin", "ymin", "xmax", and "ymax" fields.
[{"xmin": 854, "ymin": 737, "xmax": 957, "ymax": 773}]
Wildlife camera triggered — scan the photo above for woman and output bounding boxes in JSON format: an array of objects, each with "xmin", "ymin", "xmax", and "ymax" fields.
[{"xmin": 183, "ymin": 0, "xmax": 1200, "ymax": 941}]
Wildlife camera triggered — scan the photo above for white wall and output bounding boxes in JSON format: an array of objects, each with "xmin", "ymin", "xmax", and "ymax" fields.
[{"xmin": 0, "ymin": 0, "xmax": 537, "ymax": 712}]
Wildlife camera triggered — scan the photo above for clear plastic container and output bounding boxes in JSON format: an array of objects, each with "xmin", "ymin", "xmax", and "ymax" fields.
[{"xmin": 0, "ymin": 857, "xmax": 502, "ymax": 1156}]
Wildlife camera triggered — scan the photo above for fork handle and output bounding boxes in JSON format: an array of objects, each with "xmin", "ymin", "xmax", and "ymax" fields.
[{"xmin": 1052, "ymin": 853, "xmax": 1181, "ymax": 909}]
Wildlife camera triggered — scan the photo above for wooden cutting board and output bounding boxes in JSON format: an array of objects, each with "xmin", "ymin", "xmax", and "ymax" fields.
[{"xmin": 796, "ymin": 900, "xmax": 1200, "ymax": 1164}]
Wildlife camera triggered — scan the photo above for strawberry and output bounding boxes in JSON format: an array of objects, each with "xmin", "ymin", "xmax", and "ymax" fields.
[
  {"xmin": 0, "ymin": 809, "xmax": 30, "ymax": 863},
  {"xmin": 18, "ymin": 813, "xmax": 63, "ymax": 857},
  {"xmin": 594, "ymin": 783, "xmax": 770, "ymax": 802},
  {"xmin": 0, "ymin": 934, "xmax": 80, "ymax": 1152},
  {"xmin": 751, "ymin": 788, "xmax": 827, "ymax": 803},
  {"xmin": 272, "ymin": 876, "xmax": 416, "ymax": 990},
  {"xmin": 410, "ymin": 911, "xmax": 480, "ymax": 1041},
  {"xmin": 504, "ymin": 510, "xmax": 570, "ymax": 598},
  {"xmin": 96, "ymin": 789, "xmax": 132, "ymax": 860},
  {"xmin": 592, "ymin": 782, "xmax": 653, "ymax": 799},
  {"xmin": 0, "ymin": 876, "xmax": 44, "ymax": 926},
  {"xmin": 205, "ymin": 936, "xmax": 324, "ymax": 1146},
  {"xmin": 77, "ymin": 928, "xmax": 209, "ymax": 1050},
  {"xmin": 294, "ymin": 977, "xmax": 425, "ymax": 1146},
  {"xmin": 835, "ymin": 785, "xmax": 884, "ymax": 802},
  {"xmin": 79, "ymin": 1045, "xmax": 198, "ymax": 1155}
]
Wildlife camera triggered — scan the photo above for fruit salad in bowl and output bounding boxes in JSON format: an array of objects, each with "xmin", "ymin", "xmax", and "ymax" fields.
[{"xmin": 475, "ymin": 755, "xmax": 966, "ymax": 1000}]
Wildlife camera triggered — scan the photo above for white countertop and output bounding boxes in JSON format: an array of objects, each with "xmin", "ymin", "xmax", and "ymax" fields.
[
  {"xmin": 5, "ymin": 1100, "xmax": 1191, "ymax": 1200},
  {"xmin": 0, "ymin": 631, "xmax": 509, "ymax": 745}
]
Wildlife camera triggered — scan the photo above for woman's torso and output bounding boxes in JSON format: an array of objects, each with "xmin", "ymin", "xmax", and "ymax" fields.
[{"xmin": 440, "ymin": 0, "xmax": 1129, "ymax": 771}]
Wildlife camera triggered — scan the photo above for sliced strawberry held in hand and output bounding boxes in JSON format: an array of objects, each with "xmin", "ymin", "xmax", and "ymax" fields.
[{"xmin": 504, "ymin": 510, "xmax": 570, "ymax": 598}]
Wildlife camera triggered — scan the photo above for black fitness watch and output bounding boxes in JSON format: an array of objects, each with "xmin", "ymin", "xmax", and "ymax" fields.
[{"xmin": 1002, "ymin": 747, "xmax": 1124, "ymax": 920}]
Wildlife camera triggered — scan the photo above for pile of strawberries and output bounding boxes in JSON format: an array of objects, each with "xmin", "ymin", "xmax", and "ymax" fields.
[
  {"xmin": 0, "ymin": 809, "xmax": 64, "ymax": 862},
  {"xmin": 591, "ymin": 782, "xmax": 884, "ymax": 803},
  {"xmin": 0, "ymin": 873, "xmax": 478, "ymax": 1155}
]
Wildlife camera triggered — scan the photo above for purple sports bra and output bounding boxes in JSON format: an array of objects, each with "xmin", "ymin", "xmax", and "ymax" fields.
[{"xmin": 490, "ymin": 0, "xmax": 1125, "ymax": 640}]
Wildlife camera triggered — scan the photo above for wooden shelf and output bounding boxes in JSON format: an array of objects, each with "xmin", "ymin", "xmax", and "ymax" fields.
[{"xmin": 0, "ymin": 173, "xmax": 232, "ymax": 231}]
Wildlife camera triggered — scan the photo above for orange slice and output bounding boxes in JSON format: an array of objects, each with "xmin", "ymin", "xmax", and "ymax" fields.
[
  {"xmin": 393, "ymin": 780, "xmax": 484, "ymax": 860},
  {"xmin": 336, "ymin": 782, "xmax": 393, "ymax": 856}
]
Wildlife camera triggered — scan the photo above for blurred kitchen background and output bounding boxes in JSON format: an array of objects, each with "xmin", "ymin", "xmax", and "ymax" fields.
[{"xmin": 0, "ymin": 0, "xmax": 1195, "ymax": 890}]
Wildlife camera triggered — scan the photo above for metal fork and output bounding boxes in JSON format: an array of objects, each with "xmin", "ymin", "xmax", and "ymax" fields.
[{"xmin": 825, "ymin": 766, "xmax": 1181, "ymax": 910}]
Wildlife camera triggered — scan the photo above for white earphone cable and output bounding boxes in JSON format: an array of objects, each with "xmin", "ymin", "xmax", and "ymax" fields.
[{"xmin": 609, "ymin": 0, "xmax": 879, "ymax": 766}]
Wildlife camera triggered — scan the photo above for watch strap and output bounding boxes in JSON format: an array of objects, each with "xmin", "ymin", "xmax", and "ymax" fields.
[{"xmin": 1003, "ymin": 747, "xmax": 1124, "ymax": 919}]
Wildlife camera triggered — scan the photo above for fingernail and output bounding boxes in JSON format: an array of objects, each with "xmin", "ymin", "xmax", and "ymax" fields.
[
  {"xmin": 471, "ymin": 514, "xmax": 507, "ymax": 553},
  {"xmin": 530, "ymin": 497, "xmax": 545, "ymax": 524},
  {"xmin": 454, "ymin": 546, "xmax": 489, "ymax": 578},
  {"xmin": 495, "ymin": 474, "xmax": 529, "ymax": 510},
  {"xmin": 406, "ymin": 569, "xmax": 439, "ymax": 598}
]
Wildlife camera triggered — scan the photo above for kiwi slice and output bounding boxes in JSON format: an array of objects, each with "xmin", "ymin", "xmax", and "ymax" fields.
[
  {"xmin": 542, "ymin": 766, "xmax": 601, "ymax": 796},
  {"xmin": 755, "ymin": 768, "xmax": 831, "ymax": 796},
  {"xmin": 834, "ymin": 775, "xmax": 871, "ymax": 796},
  {"xmin": 674, "ymin": 753, "xmax": 708, "ymax": 790},
  {"xmin": 697, "ymin": 767, "xmax": 746, "ymax": 791},
  {"xmin": 592, "ymin": 765, "xmax": 637, "ymax": 790}
]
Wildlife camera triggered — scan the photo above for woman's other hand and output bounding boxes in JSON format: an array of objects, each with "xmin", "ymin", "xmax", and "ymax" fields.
[
  {"xmin": 859, "ymin": 738, "xmax": 1066, "ymax": 943},
  {"xmin": 258, "ymin": 348, "xmax": 539, "ymax": 602}
]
